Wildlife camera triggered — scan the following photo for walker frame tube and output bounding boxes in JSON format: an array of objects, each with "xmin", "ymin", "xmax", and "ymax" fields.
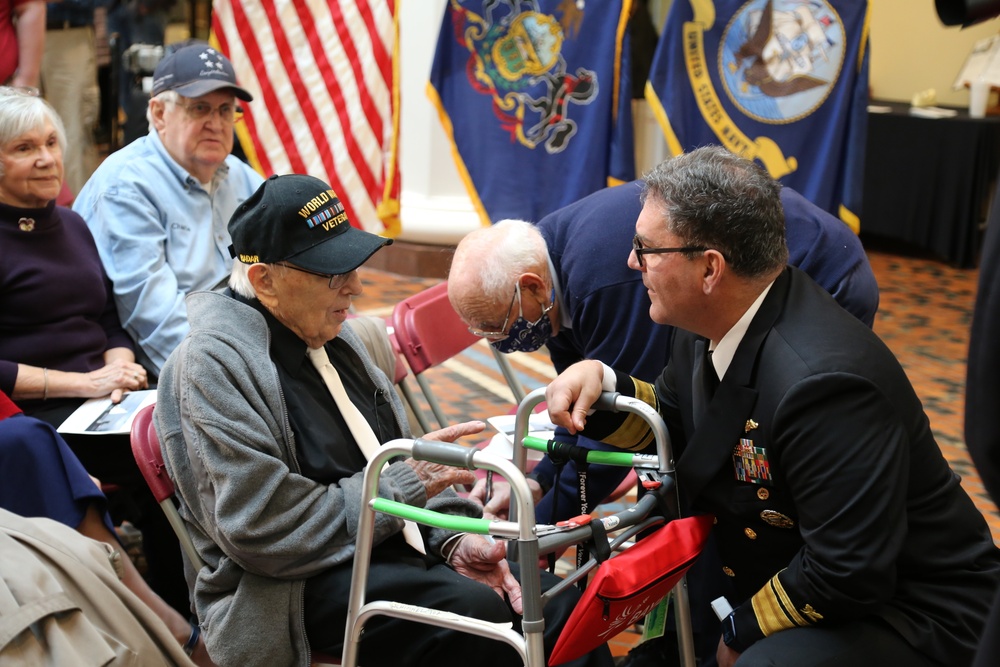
[
  {"xmin": 342, "ymin": 439, "xmax": 546, "ymax": 667},
  {"xmin": 511, "ymin": 388, "xmax": 697, "ymax": 667}
]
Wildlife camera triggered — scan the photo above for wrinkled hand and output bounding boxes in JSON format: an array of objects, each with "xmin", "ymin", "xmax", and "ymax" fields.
[
  {"xmin": 405, "ymin": 420, "xmax": 485, "ymax": 498},
  {"xmin": 83, "ymin": 360, "xmax": 148, "ymax": 402},
  {"xmin": 716, "ymin": 637, "xmax": 740, "ymax": 667},
  {"xmin": 406, "ymin": 459, "xmax": 476, "ymax": 499},
  {"xmin": 468, "ymin": 477, "xmax": 543, "ymax": 521},
  {"xmin": 421, "ymin": 420, "xmax": 487, "ymax": 443},
  {"xmin": 449, "ymin": 535, "xmax": 523, "ymax": 614},
  {"xmin": 545, "ymin": 360, "xmax": 605, "ymax": 435}
]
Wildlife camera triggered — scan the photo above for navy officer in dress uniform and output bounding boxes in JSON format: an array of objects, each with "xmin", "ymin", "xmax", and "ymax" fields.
[{"xmin": 545, "ymin": 146, "xmax": 1000, "ymax": 667}]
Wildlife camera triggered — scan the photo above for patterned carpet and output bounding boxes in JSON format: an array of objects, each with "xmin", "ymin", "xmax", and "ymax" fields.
[{"xmin": 352, "ymin": 245, "xmax": 998, "ymax": 658}]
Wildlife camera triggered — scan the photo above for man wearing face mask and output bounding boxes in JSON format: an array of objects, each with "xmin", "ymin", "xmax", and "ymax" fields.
[{"xmin": 447, "ymin": 180, "xmax": 879, "ymax": 526}]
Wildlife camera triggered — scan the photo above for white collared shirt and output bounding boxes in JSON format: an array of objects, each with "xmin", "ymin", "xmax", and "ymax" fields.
[
  {"xmin": 600, "ymin": 280, "xmax": 776, "ymax": 388},
  {"xmin": 709, "ymin": 281, "xmax": 775, "ymax": 381}
]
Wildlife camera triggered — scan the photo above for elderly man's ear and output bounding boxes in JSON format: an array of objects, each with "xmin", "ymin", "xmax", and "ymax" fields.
[
  {"xmin": 149, "ymin": 99, "xmax": 168, "ymax": 132},
  {"xmin": 248, "ymin": 264, "xmax": 278, "ymax": 300},
  {"xmin": 517, "ymin": 272, "xmax": 548, "ymax": 299}
]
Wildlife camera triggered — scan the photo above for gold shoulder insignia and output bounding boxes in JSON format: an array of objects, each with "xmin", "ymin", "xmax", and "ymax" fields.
[{"xmin": 745, "ymin": 419, "xmax": 759, "ymax": 433}]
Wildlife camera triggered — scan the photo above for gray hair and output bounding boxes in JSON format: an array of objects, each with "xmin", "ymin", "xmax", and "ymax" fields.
[
  {"xmin": 229, "ymin": 261, "xmax": 289, "ymax": 299},
  {"xmin": 470, "ymin": 219, "xmax": 548, "ymax": 303},
  {"xmin": 229, "ymin": 260, "xmax": 256, "ymax": 298},
  {"xmin": 0, "ymin": 87, "xmax": 67, "ymax": 177},
  {"xmin": 642, "ymin": 146, "xmax": 787, "ymax": 278},
  {"xmin": 146, "ymin": 90, "xmax": 179, "ymax": 128}
]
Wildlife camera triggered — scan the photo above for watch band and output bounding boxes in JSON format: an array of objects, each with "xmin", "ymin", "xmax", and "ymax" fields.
[{"xmin": 721, "ymin": 611, "xmax": 743, "ymax": 651}]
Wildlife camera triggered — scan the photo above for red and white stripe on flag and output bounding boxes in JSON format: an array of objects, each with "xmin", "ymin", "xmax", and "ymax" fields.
[{"xmin": 211, "ymin": 0, "xmax": 401, "ymax": 235}]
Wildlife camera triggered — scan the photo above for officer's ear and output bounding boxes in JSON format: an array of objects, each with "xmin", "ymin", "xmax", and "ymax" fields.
[{"xmin": 702, "ymin": 249, "xmax": 726, "ymax": 294}]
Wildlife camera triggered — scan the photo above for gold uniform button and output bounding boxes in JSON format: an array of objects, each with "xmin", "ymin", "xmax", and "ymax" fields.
[
  {"xmin": 744, "ymin": 528, "xmax": 757, "ymax": 540},
  {"xmin": 757, "ymin": 487, "xmax": 770, "ymax": 500},
  {"xmin": 722, "ymin": 566, "xmax": 735, "ymax": 577}
]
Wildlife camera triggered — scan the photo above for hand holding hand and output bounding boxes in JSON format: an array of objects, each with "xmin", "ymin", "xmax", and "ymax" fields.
[{"xmin": 449, "ymin": 535, "xmax": 523, "ymax": 614}]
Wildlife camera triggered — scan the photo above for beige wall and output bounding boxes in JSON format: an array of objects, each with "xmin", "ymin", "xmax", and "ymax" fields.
[{"xmin": 870, "ymin": 0, "xmax": 998, "ymax": 106}]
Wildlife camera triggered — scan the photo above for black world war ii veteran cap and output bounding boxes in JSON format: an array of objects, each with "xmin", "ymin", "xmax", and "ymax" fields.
[
  {"xmin": 151, "ymin": 42, "xmax": 253, "ymax": 102},
  {"xmin": 228, "ymin": 174, "xmax": 392, "ymax": 275}
]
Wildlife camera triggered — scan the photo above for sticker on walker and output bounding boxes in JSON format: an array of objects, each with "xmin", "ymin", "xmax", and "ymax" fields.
[
  {"xmin": 733, "ymin": 439, "xmax": 771, "ymax": 485},
  {"xmin": 641, "ymin": 591, "xmax": 671, "ymax": 641}
]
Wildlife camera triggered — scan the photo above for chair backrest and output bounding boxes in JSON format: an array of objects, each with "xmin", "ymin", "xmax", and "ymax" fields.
[
  {"xmin": 129, "ymin": 404, "xmax": 204, "ymax": 570},
  {"xmin": 129, "ymin": 405, "xmax": 341, "ymax": 665},
  {"xmin": 392, "ymin": 281, "xmax": 480, "ymax": 375},
  {"xmin": 130, "ymin": 404, "xmax": 173, "ymax": 504},
  {"xmin": 391, "ymin": 282, "xmax": 526, "ymax": 428}
]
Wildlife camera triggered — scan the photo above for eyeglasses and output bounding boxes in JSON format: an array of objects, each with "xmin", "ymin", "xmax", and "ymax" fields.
[
  {"xmin": 467, "ymin": 282, "xmax": 554, "ymax": 340},
  {"xmin": 275, "ymin": 263, "xmax": 353, "ymax": 290},
  {"xmin": 174, "ymin": 99, "xmax": 242, "ymax": 123},
  {"xmin": 468, "ymin": 285, "xmax": 519, "ymax": 339},
  {"xmin": 631, "ymin": 234, "xmax": 708, "ymax": 268}
]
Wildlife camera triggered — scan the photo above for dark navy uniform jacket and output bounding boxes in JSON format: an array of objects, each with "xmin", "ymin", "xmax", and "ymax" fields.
[{"xmin": 586, "ymin": 267, "xmax": 1000, "ymax": 665}]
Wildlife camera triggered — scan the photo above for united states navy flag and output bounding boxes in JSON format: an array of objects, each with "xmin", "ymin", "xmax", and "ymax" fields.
[
  {"xmin": 646, "ymin": 0, "xmax": 870, "ymax": 232},
  {"xmin": 429, "ymin": 0, "xmax": 636, "ymax": 225}
]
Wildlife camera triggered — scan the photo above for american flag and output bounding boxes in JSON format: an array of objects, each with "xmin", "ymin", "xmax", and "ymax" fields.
[{"xmin": 211, "ymin": 0, "xmax": 401, "ymax": 235}]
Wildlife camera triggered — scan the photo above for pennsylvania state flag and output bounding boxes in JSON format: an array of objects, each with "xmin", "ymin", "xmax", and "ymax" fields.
[
  {"xmin": 428, "ymin": 0, "xmax": 636, "ymax": 225},
  {"xmin": 647, "ymin": 0, "xmax": 870, "ymax": 232}
]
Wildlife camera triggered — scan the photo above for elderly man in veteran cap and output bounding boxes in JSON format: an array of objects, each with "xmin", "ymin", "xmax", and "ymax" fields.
[
  {"xmin": 155, "ymin": 174, "xmax": 614, "ymax": 667},
  {"xmin": 74, "ymin": 41, "xmax": 263, "ymax": 376}
]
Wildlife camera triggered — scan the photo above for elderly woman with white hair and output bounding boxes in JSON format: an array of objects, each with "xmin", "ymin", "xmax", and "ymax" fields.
[
  {"xmin": 0, "ymin": 86, "xmax": 148, "ymax": 409},
  {"xmin": 0, "ymin": 86, "xmax": 207, "ymax": 658}
]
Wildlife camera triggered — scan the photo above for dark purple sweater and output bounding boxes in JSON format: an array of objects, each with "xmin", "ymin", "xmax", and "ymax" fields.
[{"xmin": 0, "ymin": 200, "xmax": 134, "ymax": 407}]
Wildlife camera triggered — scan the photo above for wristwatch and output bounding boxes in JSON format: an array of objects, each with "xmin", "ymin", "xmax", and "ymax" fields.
[{"xmin": 721, "ymin": 611, "xmax": 740, "ymax": 651}]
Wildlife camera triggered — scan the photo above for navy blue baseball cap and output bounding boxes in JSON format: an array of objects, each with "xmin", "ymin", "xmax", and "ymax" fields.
[
  {"xmin": 229, "ymin": 174, "xmax": 392, "ymax": 275},
  {"xmin": 151, "ymin": 42, "xmax": 253, "ymax": 102}
]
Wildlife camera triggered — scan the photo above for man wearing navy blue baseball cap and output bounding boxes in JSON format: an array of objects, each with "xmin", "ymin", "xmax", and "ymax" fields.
[
  {"xmin": 74, "ymin": 41, "xmax": 264, "ymax": 377},
  {"xmin": 150, "ymin": 41, "xmax": 254, "ymax": 102}
]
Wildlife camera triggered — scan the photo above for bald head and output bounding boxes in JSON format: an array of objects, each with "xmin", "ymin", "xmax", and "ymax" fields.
[{"xmin": 448, "ymin": 219, "xmax": 550, "ymax": 335}]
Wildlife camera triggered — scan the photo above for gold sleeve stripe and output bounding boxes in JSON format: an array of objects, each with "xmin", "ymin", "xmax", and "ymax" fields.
[
  {"xmin": 750, "ymin": 574, "xmax": 816, "ymax": 636},
  {"xmin": 601, "ymin": 379, "xmax": 658, "ymax": 451},
  {"xmin": 634, "ymin": 378, "xmax": 658, "ymax": 408}
]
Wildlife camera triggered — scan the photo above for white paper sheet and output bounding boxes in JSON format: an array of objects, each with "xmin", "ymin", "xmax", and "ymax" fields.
[{"xmin": 57, "ymin": 390, "xmax": 157, "ymax": 435}]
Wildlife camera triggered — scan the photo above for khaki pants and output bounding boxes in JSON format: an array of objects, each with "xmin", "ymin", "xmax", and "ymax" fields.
[
  {"xmin": 42, "ymin": 26, "xmax": 99, "ymax": 197},
  {"xmin": 0, "ymin": 509, "xmax": 194, "ymax": 666}
]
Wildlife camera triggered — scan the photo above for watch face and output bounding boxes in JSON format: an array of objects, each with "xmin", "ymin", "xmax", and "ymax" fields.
[{"xmin": 722, "ymin": 613, "xmax": 738, "ymax": 647}]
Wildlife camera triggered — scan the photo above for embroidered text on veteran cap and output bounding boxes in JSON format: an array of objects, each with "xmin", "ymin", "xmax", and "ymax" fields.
[
  {"xmin": 151, "ymin": 42, "xmax": 253, "ymax": 102},
  {"xmin": 228, "ymin": 174, "xmax": 392, "ymax": 275}
]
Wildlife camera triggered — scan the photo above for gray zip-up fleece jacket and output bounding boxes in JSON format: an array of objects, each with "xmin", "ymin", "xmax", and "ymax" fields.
[{"xmin": 156, "ymin": 290, "xmax": 480, "ymax": 666}]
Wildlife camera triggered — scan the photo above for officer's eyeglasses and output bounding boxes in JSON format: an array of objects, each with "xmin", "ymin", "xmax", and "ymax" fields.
[{"xmin": 632, "ymin": 234, "xmax": 708, "ymax": 268}]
